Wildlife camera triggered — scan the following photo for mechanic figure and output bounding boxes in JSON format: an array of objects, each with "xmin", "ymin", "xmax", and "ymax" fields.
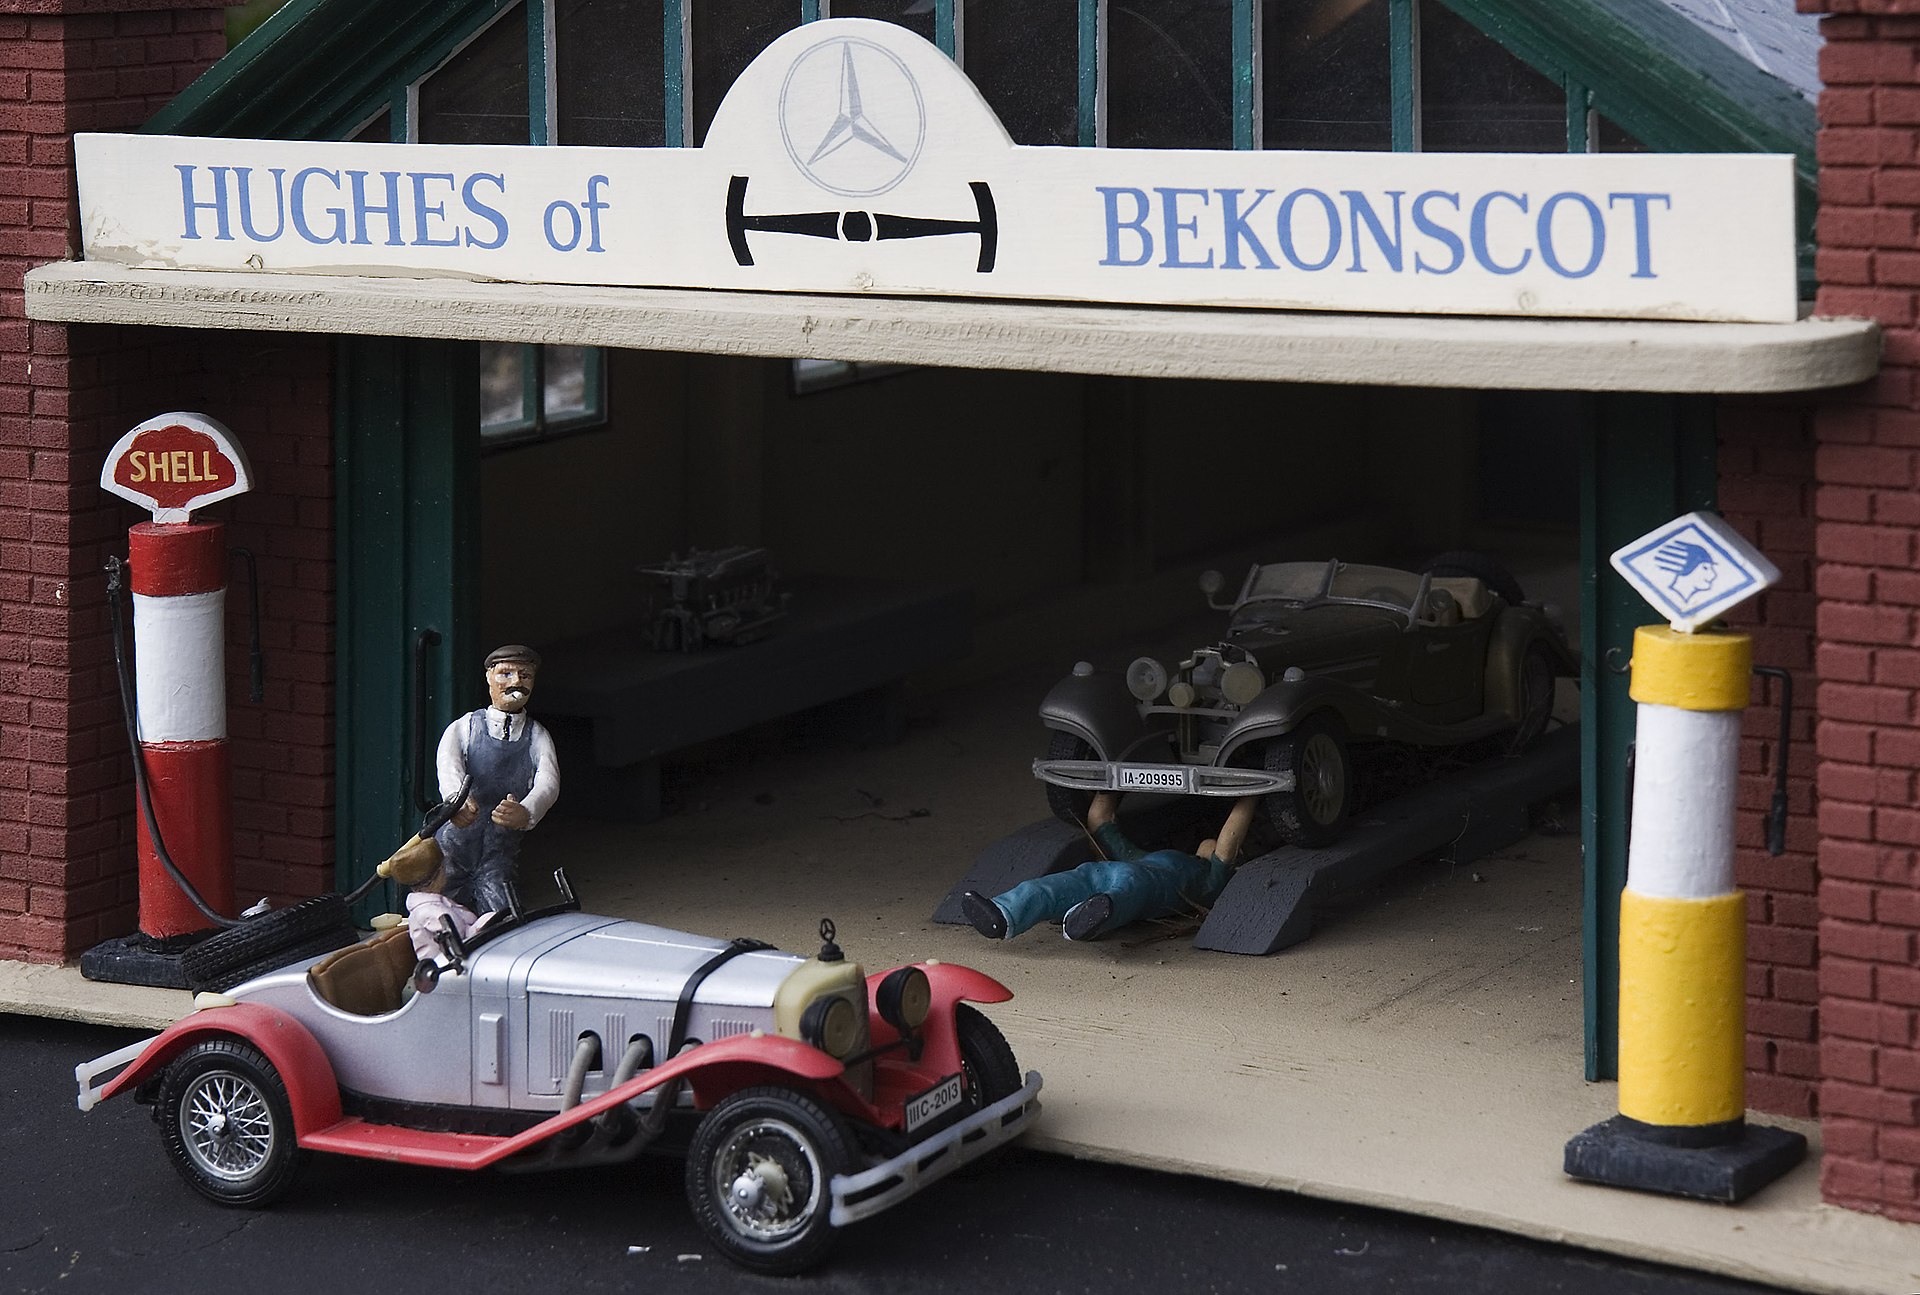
[
  {"xmin": 433, "ymin": 644, "xmax": 559, "ymax": 916},
  {"xmin": 962, "ymin": 793, "xmax": 1258, "ymax": 942}
]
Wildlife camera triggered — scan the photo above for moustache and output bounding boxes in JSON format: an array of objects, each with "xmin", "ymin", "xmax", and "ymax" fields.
[{"xmin": 502, "ymin": 687, "xmax": 530, "ymax": 699}]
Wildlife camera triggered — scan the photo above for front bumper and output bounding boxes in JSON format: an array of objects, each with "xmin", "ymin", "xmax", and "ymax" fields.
[
  {"xmin": 1032, "ymin": 758, "xmax": 1290, "ymax": 797},
  {"xmin": 76, "ymin": 1034, "xmax": 160, "ymax": 1111},
  {"xmin": 829, "ymin": 1070, "xmax": 1043, "ymax": 1226}
]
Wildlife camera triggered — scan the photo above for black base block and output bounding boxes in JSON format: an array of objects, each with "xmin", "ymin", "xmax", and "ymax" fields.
[
  {"xmin": 1564, "ymin": 1115, "xmax": 1807, "ymax": 1203},
  {"xmin": 78, "ymin": 933, "xmax": 206, "ymax": 990}
]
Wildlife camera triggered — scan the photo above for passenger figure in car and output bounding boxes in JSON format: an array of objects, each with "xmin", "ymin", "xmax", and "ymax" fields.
[
  {"xmin": 961, "ymin": 793, "xmax": 1258, "ymax": 942},
  {"xmin": 433, "ymin": 644, "xmax": 560, "ymax": 917}
]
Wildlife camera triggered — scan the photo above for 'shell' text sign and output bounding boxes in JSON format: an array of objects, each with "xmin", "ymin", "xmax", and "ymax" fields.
[{"xmin": 102, "ymin": 412, "xmax": 253, "ymax": 523}]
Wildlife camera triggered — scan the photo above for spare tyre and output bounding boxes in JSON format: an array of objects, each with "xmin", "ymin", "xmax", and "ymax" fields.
[
  {"xmin": 181, "ymin": 894, "xmax": 359, "ymax": 993},
  {"xmin": 1421, "ymin": 550, "xmax": 1526, "ymax": 607}
]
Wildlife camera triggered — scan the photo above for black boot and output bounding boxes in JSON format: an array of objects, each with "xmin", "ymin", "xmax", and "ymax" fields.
[
  {"xmin": 1063, "ymin": 893, "xmax": 1114, "ymax": 942},
  {"xmin": 960, "ymin": 891, "xmax": 1009, "ymax": 940}
]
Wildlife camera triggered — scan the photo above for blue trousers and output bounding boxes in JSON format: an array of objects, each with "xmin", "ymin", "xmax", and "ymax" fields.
[{"xmin": 993, "ymin": 851, "xmax": 1231, "ymax": 938}]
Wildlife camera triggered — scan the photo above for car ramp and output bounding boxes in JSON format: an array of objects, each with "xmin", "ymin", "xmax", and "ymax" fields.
[{"xmin": 933, "ymin": 724, "xmax": 1580, "ymax": 954}]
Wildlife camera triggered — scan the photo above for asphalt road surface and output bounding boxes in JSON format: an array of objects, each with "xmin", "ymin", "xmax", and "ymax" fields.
[{"xmin": 5, "ymin": 1016, "xmax": 1777, "ymax": 1295}]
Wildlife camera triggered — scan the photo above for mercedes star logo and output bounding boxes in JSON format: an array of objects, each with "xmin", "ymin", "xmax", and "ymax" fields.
[{"xmin": 779, "ymin": 35, "xmax": 926, "ymax": 198}]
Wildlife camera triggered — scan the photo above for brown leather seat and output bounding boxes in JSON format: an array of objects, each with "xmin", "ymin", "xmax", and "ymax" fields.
[{"xmin": 307, "ymin": 927, "xmax": 418, "ymax": 1016}]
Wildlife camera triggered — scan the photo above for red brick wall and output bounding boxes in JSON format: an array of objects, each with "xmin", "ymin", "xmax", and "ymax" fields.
[
  {"xmin": 0, "ymin": 3, "xmax": 338, "ymax": 962},
  {"xmin": 1719, "ymin": 396, "xmax": 1824, "ymax": 1120},
  {"xmin": 1800, "ymin": 0, "xmax": 1920, "ymax": 1225}
]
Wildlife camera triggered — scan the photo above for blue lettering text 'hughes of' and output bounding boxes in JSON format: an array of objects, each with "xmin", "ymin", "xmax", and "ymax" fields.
[
  {"xmin": 1096, "ymin": 185, "xmax": 1671, "ymax": 281},
  {"xmin": 169, "ymin": 165, "xmax": 602, "ymax": 252}
]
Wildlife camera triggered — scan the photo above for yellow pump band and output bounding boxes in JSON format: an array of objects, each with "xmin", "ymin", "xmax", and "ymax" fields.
[
  {"xmin": 1628, "ymin": 627, "xmax": 1751, "ymax": 713},
  {"xmin": 1617, "ymin": 889, "xmax": 1747, "ymax": 1127}
]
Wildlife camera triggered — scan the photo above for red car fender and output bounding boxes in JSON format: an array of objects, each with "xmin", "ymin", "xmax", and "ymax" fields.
[
  {"xmin": 867, "ymin": 961, "xmax": 1012, "ymax": 1082},
  {"xmin": 674, "ymin": 1032, "xmax": 848, "ymax": 1110},
  {"xmin": 99, "ymin": 1003, "xmax": 342, "ymax": 1134}
]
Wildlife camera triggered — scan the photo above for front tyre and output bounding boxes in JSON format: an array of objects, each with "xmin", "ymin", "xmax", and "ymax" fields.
[
  {"xmin": 1508, "ymin": 643, "xmax": 1557, "ymax": 755},
  {"xmin": 1042, "ymin": 730, "xmax": 1098, "ymax": 828},
  {"xmin": 956, "ymin": 1004, "xmax": 1022, "ymax": 1109},
  {"xmin": 687, "ymin": 1087, "xmax": 856, "ymax": 1275},
  {"xmin": 158, "ymin": 1039, "xmax": 305, "ymax": 1208},
  {"xmin": 1264, "ymin": 715, "xmax": 1351, "ymax": 847}
]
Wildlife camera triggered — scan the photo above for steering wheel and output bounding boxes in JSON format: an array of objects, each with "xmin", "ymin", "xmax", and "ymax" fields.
[{"xmin": 417, "ymin": 773, "xmax": 474, "ymax": 837}]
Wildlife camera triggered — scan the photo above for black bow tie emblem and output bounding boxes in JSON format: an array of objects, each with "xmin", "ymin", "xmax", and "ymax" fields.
[{"xmin": 725, "ymin": 175, "xmax": 998, "ymax": 274}]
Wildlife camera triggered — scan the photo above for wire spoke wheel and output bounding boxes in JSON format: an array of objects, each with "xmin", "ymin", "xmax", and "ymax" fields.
[
  {"xmin": 158, "ymin": 1039, "xmax": 304, "ymax": 1207},
  {"xmin": 687, "ymin": 1087, "xmax": 854, "ymax": 1275},
  {"xmin": 1296, "ymin": 731, "xmax": 1346, "ymax": 824},
  {"xmin": 713, "ymin": 1117, "xmax": 824, "ymax": 1243},
  {"xmin": 181, "ymin": 1072, "xmax": 278, "ymax": 1181},
  {"xmin": 1264, "ymin": 715, "xmax": 1352, "ymax": 846}
]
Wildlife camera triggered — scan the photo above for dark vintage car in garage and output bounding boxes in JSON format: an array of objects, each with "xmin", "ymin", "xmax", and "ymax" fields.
[{"xmin": 1033, "ymin": 556, "xmax": 1577, "ymax": 845}]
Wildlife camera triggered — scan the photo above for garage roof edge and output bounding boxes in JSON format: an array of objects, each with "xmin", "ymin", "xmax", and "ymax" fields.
[{"xmin": 23, "ymin": 261, "xmax": 1880, "ymax": 395}]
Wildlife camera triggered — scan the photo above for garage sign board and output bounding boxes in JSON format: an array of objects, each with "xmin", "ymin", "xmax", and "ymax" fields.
[{"xmin": 73, "ymin": 19, "xmax": 1798, "ymax": 324}]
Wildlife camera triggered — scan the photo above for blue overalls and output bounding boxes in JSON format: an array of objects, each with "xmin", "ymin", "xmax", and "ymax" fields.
[
  {"xmin": 990, "ymin": 822, "xmax": 1233, "ymax": 939},
  {"xmin": 434, "ymin": 710, "xmax": 535, "ymax": 915}
]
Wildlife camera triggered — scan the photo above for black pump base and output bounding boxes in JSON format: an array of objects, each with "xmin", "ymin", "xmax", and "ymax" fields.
[
  {"xmin": 78, "ymin": 932, "xmax": 207, "ymax": 989},
  {"xmin": 1564, "ymin": 1115, "xmax": 1807, "ymax": 1203}
]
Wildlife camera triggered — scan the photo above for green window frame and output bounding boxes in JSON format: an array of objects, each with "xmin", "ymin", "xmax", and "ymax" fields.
[
  {"xmin": 403, "ymin": 1, "xmax": 608, "ymax": 448},
  {"xmin": 645, "ymin": 1, "xmax": 1683, "ymax": 155},
  {"xmin": 479, "ymin": 342, "xmax": 607, "ymax": 447}
]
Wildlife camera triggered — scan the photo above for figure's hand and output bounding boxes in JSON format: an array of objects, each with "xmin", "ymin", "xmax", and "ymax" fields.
[
  {"xmin": 451, "ymin": 796, "xmax": 480, "ymax": 829},
  {"xmin": 492, "ymin": 795, "xmax": 532, "ymax": 830},
  {"xmin": 1086, "ymin": 792, "xmax": 1121, "ymax": 832}
]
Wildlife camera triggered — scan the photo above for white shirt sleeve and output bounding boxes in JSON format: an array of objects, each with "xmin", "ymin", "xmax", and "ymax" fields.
[
  {"xmin": 435, "ymin": 714, "xmax": 470, "ymax": 804},
  {"xmin": 522, "ymin": 718, "xmax": 560, "ymax": 827}
]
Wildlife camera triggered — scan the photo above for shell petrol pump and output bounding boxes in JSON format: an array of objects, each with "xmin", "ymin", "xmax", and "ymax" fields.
[{"xmin": 79, "ymin": 413, "xmax": 256, "ymax": 988}]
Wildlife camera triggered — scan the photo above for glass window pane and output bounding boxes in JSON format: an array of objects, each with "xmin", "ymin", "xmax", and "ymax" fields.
[
  {"xmin": 557, "ymin": 0, "xmax": 666, "ymax": 146},
  {"xmin": 227, "ymin": 0, "xmax": 292, "ymax": 50},
  {"xmin": 1418, "ymin": 0, "xmax": 1564, "ymax": 152},
  {"xmin": 694, "ymin": 0, "xmax": 799, "ymax": 145},
  {"xmin": 1595, "ymin": 113, "xmax": 1648, "ymax": 153},
  {"xmin": 1262, "ymin": 0, "xmax": 1391, "ymax": 151},
  {"xmin": 1107, "ymin": 0, "xmax": 1235, "ymax": 150},
  {"xmin": 542, "ymin": 346, "xmax": 593, "ymax": 420},
  {"xmin": 481, "ymin": 342, "xmax": 532, "ymax": 435},
  {"xmin": 351, "ymin": 109, "xmax": 391, "ymax": 143},
  {"xmin": 831, "ymin": 0, "xmax": 937, "ymax": 43},
  {"xmin": 417, "ymin": 6, "xmax": 531, "ymax": 145},
  {"xmin": 964, "ymin": 0, "xmax": 1078, "ymax": 146}
]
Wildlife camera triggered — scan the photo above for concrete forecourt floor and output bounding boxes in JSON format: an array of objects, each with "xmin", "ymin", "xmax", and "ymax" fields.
[{"xmin": 6, "ymin": 593, "xmax": 1918, "ymax": 1295}]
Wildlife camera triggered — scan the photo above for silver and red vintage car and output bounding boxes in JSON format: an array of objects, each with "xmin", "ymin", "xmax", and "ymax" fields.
[
  {"xmin": 76, "ymin": 890, "xmax": 1040, "ymax": 1275},
  {"xmin": 1033, "ymin": 556, "xmax": 1575, "ymax": 844}
]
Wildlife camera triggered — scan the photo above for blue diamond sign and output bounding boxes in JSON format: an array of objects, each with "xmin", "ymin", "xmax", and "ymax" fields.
[{"xmin": 1610, "ymin": 512, "xmax": 1779, "ymax": 632}]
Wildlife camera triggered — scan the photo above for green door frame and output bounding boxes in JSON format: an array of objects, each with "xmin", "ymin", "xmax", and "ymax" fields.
[
  {"xmin": 1579, "ymin": 392, "xmax": 1717, "ymax": 1080},
  {"xmin": 334, "ymin": 336, "xmax": 480, "ymax": 919}
]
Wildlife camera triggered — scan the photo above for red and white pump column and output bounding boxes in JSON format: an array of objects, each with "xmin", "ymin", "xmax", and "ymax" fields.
[{"xmin": 101, "ymin": 413, "xmax": 254, "ymax": 938}]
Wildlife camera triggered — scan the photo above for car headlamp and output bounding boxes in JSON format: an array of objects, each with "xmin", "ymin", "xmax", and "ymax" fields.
[
  {"xmin": 876, "ymin": 966, "xmax": 932, "ymax": 1033},
  {"xmin": 1167, "ymin": 680, "xmax": 1197, "ymax": 708},
  {"xmin": 1221, "ymin": 661, "xmax": 1265, "ymax": 706},
  {"xmin": 801, "ymin": 994, "xmax": 861, "ymax": 1058},
  {"xmin": 1126, "ymin": 657, "xmax": 1169, "ymax": 703}
]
